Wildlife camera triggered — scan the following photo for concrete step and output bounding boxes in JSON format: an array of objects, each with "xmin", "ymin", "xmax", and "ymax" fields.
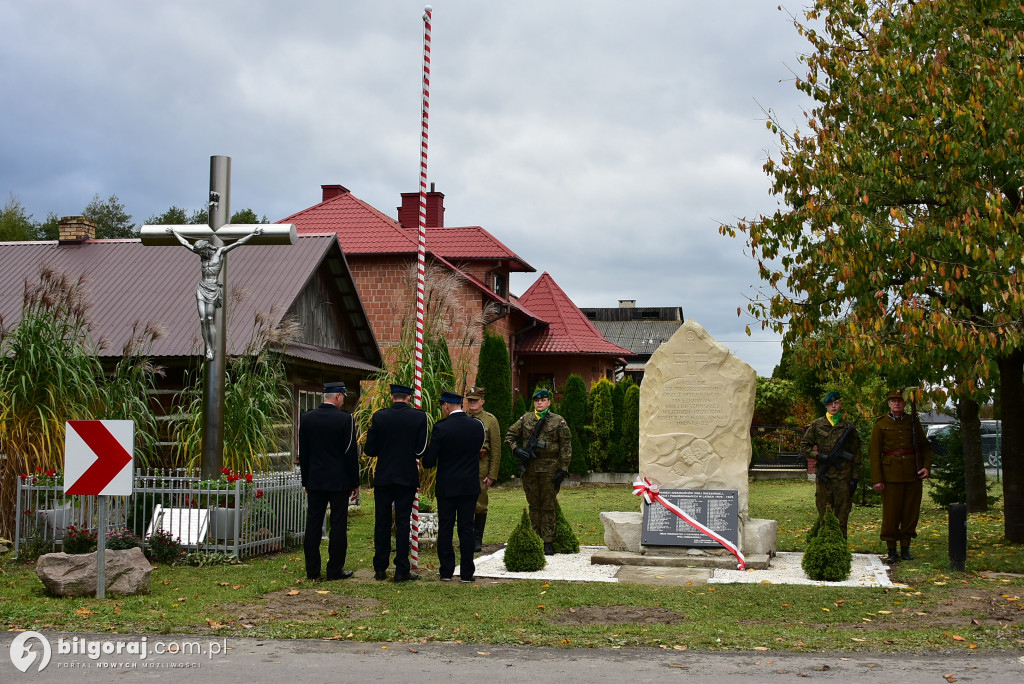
[{"xmin": 591, "ymin": 549, "xmax": 770, "ymax": 570}]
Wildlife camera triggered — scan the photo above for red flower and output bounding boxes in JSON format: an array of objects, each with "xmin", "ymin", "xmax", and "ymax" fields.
[
  {"xmin": 45, "ymin": 468, "xmax": 56, "ymax": 477},
  {"xmin": 19, "ymin": 474, "xmax": 28, "ymax": 481},
  {"xmin": 255, "ymin": 489, "xmax": 264, "ymax": 499},
  {"xmin": 23, "ymin": 509, "xmax": 33, "ymax": 516},
  {"xmin": 221, "ymin": 466, "xmax": 231, "ymax": 475},
  {"xmin": 35, "ymin": 466, "xmax": 42, "ymax": 472},
  {"xmin": 244, "ymin": 473, "xmax": 253, "ymax": 483}
]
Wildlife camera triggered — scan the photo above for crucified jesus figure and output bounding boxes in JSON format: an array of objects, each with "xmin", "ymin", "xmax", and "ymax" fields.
[{"xmin": 167, "ymin": 226, "xmax": 264, "ymax": 360}]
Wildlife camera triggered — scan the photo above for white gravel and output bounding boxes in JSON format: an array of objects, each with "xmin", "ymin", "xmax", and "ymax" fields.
[{"xmin": 474, "ymin": 547, "xmax": 894, "ymax": 588}]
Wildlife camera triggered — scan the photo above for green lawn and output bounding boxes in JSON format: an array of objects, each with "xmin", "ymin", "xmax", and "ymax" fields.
[{"xmin": 2, "ymin": 479, "xmax": 1021, "ymax": 652}]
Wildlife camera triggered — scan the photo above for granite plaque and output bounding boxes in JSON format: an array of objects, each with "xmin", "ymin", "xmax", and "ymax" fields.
[{"xmin": 640, "ymin": 488, "xmax": 739, "ymax": 547}]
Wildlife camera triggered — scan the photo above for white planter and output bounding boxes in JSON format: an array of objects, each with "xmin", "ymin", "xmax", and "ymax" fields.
[{"xmin": 36, "ymin": 504, "xmax": 75, "ymax": 540}]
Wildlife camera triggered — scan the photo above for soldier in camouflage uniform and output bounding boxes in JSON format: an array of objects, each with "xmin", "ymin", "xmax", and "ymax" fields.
[
  {"xmin": 800, "ymin": 390, "xmax": 862, "ymax": 539},
  {"xmin": 504, "ymin": 388, "xmax": 572, "ymax": 555},
  {"xmin": 465, "ymin": 386, "xmax": 502, "ymax": 552},
  {"xmin": 870, "ymin": 388, "xmax": 932, "ymax": 565}
]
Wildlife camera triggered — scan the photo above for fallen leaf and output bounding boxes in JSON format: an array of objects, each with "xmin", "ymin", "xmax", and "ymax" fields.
[
  {"xmin": 316, "ymin": 590, "xmax": 330, "ymax": 595},
  {"xmin": 287, "ymin": 589, "xmax": 300, "ymax": 596},
  {"xmin": 877, "ymin": 610, "xmax": 892, "ymax": 614},
  {"xmin": 233, "ymin": 585, "xmax": 243, "ymax": 590},
  {"xmin": 669, "ymin": 664, "xmax": 686, "ymax": 670},
  {"xmin": 477, "ymin": 651, "xmax": 491, "ymax": 656},
  {"xmin": 218, "ymin": 582, "xmax": 229, "ymax": 587},
  {"xmin": 206, "ymin": 619, "xmax": 223, "ymax": 628},
  {"xmin": 408, "ymin": 648, "xmax": 418, "ymax": 653},
  {"xmin": 537, "ymin": 605, "xmax": 545, "ymax": 610},
  {"xmin": 75, "ymin": 607, "xmax": 94, "ymax": 616},
  {"xmin": 754, "ymin": 646, "xmax": 769, "ymax": 651},
  {"xmin": 672, "ymin": 645, "xmax": 687, "ymax": 651}
]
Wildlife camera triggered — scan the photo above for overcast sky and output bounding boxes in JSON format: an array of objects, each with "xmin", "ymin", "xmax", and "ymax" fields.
[{"xmin": 0, "ymin": 1, "xmax": 813, "ymax": 376}]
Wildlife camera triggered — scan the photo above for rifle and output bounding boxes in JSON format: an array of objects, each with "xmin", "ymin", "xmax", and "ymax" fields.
[
  {"xmin": 816, "ymin": 422, "xmax": 855, "ymax": 483},
  {"xmin": 514, "ymin": 414, "xmax": 548, "ymax": 473},
  {"xmin": 911, "ymin": 393, "xmax": 922, "ymax": 475}
]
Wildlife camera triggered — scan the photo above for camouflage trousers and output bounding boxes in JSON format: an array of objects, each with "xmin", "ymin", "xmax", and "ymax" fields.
[
  {"xmin": 522, "ymin": 469, "xmax": 558, "ymax": 543},
  {"xmin": 815, "ymin": 476, "xmax": 853, "ymax": 538}
]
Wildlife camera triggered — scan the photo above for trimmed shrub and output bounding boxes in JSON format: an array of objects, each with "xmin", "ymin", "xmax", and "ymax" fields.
[
  {"xmin": 561, "ymin": 375, "xmax": 589, "ymax": 475},
  {"xmin": 588, "ymin": 379, "xmax": 614, "ymax": 472},
  {"xmin": 552, "ymin": 501, "xmax": 580, "ymax": 554},
  {"xmin": 504, "ymin": 508, "xmax": 546, "ymax": 572},
  {"xmin": 802, "ymin": 507, "xmax": 852, "ymax": 581},
  {"xmin": 146, "ymin": 529, "xmax": 184, "ymax": 564},
  {"xmin": 476, "ymin": 331, "xmax": 516, "ymax": 481}
]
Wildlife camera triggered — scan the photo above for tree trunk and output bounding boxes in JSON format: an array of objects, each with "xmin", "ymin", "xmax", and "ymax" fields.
[
  {"xmin": 958, "ymin": 397, "xmax": 988, "ymax": 513},
  {"xmin": 997, "ymin": 350, "xmax": 1024, "ymax": 543}
]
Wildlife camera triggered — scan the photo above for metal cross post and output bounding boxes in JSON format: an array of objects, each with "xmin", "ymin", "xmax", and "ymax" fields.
[{"xmin": 140, "ymin": 156, "xmax": 296, "ymax": 479}]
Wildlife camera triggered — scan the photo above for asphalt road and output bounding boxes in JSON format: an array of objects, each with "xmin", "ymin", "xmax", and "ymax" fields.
[{"xmin": 3, "ymin": 632, "xmax": 1023, "ymax": 683}]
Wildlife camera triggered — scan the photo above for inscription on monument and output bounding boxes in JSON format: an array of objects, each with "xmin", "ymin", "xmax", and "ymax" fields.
[
  {"xmin": 641, "ymin": 489, "xmax": 739, "ymax": 547},
  {"xmin": 657, "ymin": 382, "xmax": 727, "ymax": 426}
]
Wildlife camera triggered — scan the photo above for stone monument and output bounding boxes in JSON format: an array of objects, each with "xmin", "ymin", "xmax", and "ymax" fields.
[{"xmin": 597, "ymin": 319, "xmax": 777, "ymax": 569}]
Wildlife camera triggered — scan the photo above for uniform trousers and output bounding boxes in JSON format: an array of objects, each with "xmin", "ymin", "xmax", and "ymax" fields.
[
  {"xmin": 373, "ymin": 484, "xmax": 416, "ymax": 575},
  {"xmin": 880, "ymin": 480, "xmax": 924, "ymax": 546},
  {"xmin": 304, "ymin": 489, "xmax": 349, "ymax": 579},
  {"xmin": 437, "ymin": 493, "xmax": 478, "ymax": 580},
  {"xmin": 523, "ymin": 466, "xmax": 558, "ymax": 542}
]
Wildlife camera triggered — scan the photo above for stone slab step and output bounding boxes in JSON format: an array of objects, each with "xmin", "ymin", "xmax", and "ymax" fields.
[
  {"xmin": 615, "ymin": 565, "xmax": 713, "ymax": 586},
  {"xmin": 591, "ymin": 549, "xmax": 770, "ymax": 570}
]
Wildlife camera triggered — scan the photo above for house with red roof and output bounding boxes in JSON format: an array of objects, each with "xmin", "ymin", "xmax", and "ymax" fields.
[
  {"xmin": 514, "ymin": 273, "xmax": 631, "ymax": 392},
  {"xmin": 0, "ymin": 217, "xmax": 381, "ymax": 466},
  {"xmin": 279, "ymin": 185, "xmax": 628, "ymax": 400}
]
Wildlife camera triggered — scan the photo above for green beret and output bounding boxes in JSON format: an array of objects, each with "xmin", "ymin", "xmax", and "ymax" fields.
[
  {"xmin": 532, "ymin": 388, "xmax": 551, "ymax": 400},
  {"xmin": 821, "ymin": 391, "xmax": 841, "ymax": 406}
]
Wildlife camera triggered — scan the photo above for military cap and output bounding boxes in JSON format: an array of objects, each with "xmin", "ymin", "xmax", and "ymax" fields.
[
  {"xmin": 323, "ymin": 381, "xmax": 347, "ymax": 394},
  {"xmin": 465, "ymin": 386, "xmax": 485, "ymax": 399},
  {"xmin": 821, "ymin": 390, "xmax": 840, "ymax": 406},
  {"xmin": 532, "ymin": 388, "xmax": 551, "ymax": 400},
  {"xmin": 885, "ymin": 388, "xmax": 905, "ymax": 401},
  {"xmin": 390, "ymin": 384, "xmax": 414, "ymax": 396},
  {"xmin": 440, "ymin": 390, "xmax": 463, "ymax": 404}
]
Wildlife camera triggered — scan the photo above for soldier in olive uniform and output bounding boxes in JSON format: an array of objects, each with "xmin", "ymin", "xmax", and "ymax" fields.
[
  {"xmin": 504, "ymin": 388, "xmax": 572, "ymax": 555},
  {"xmin": 800, "ymin": 390, "xmax": 862, "ymax": 538},
  {"xmin": 465, "ymin": 386, "xmax": 502, "ymax": 552},
  {"xmin": 869, "ymin": 389, "xmax": 932, "ymax": 565}
]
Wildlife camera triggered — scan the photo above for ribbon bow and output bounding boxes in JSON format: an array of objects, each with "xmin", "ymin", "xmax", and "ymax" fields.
[{"xmin": 633, "ymin": 475, "xmax": 746, "ymax": 571}]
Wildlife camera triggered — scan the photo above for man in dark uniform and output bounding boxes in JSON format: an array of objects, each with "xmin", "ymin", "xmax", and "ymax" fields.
[
  {"xmin": 870, "ymin": 388, "xmax": 933, "ymax": 564},
  {"xmin": 423, "ymin": 391, "xmax": 485, "ymax": 582},
  {"xmin": 800, "ymin": 390, "xmax": 862, "ymax": 538},
  {"xmin": 365, "ymin": 384, "xmax": 429, "ymax": 582},
  {"xmin": 465, "ymin": 386, "xmax": 502, "ymax": 552},
  {"xmin": 504, "ymin": 388, "xmax": 572, "ymax": 555},
  {"xmin": 298, "ymin": 381, "xmax": 359, "ymax": 581}
]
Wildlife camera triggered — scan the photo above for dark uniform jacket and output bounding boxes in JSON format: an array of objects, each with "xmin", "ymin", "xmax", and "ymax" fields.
[
  {"xmin": 423, "ymin": 411, "xmax": 485, "ymax": 498},
  {"xmin": 298, "ymin": 403, "xmax": 359, "ymax": 492},
  {"xmin": 504, "ymin": 411, "xmax": 572, "ymax": 473},
  {"xmin": 869, "ymin": 414, "xmax": 933, "ymax": 483},
  {"xmin": 364, "ymin": 401, "xmax": 429, "ymax": 488}
]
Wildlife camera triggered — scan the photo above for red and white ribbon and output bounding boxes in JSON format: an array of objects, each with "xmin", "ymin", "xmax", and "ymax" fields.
[{"xmin": 633, "ymin": 475, "xmax": 746, "ymax": 570}]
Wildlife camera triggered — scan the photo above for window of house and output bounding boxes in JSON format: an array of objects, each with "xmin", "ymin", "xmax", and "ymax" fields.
[{"xmin": 492, "ymin": 272, "xmax": 507, "ymax": 298}]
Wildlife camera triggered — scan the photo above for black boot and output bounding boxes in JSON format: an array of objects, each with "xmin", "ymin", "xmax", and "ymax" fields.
[
  {"xmin": 473, "ymin": 513, "xmax": 486, "ymax": 552},
  {"xmin": 544, "ymin": 542, "xmax": 555, "ymax": 556},
  {"xmin": 900, "ymin": 545, "xmax": 914, "ymax": 561},
  {"xmin": 886, "ymin": 547, "xmax": 900, "ymax": 565}
]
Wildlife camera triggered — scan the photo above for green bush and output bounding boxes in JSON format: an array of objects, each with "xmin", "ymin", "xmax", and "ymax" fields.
[
  {"xmin": 928, "ymin": 422, "xmax": 1000, "ymax": 508},
  {"xmin": 105, "ymin": 528, "xmax": 139, "ymax": 551},
  {"xmin": 503, "ymin": 508, "xmax": 546, "ymax": 572},
  {"xmin": 562, "ymin": 375, "xmax": 589, "ymax": 476},
  {"xmin": 801, "ymin": 507, "xmax": 851, "ymax": 581},
  {"xmin": 588, "ymin": 379, "xmax": 614, "ymax": 472},
  {"xmin": 476, "ymin": 331, "xmax": 515, "ymax": 481},
  {"xmin": 552, "ymin": 501, "xmax": 580, "ymax": 554},
  {"xmin": 146, "ymin": 529, "xmax": 184, "ymax": 564}
]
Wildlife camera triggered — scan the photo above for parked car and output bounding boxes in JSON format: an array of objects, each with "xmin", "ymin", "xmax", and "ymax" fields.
[{"xmin": 926, "ymin": 421, "xmax": 1001, "ymax": 467}]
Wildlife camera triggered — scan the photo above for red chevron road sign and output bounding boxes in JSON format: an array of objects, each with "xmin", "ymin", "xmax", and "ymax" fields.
[{"xmin": 64, "ymin": 420, "xmax": 134, "ymax": 496}]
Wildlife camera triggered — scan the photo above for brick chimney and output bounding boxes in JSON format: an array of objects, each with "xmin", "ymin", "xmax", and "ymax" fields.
[
  {"xmin": 58, "ymin": 216, "xmax": 97, "ymax": 243},
  {"xmin": 398, "ymin": 188, "xmax": 445, "ymax": 230},
  {"xmin": 321, "ymin": 184, "xmax": 350, "ymax": 202}
]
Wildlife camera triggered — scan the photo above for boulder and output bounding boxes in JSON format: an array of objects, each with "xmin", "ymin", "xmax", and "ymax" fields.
[{"xmin": 36, "ymin": 547, "xmax": 152, "ymax": 597}]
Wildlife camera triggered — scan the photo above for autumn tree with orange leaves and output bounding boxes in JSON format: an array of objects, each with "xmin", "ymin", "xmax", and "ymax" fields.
[{"xmin": 722, "ymin": 1, "xmax": 1024, "ymax": 542}]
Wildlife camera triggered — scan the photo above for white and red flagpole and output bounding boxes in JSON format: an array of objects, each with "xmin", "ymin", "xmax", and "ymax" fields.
[{"xmin": 410, "ymin": 4, "xmax": 432, "ymax": 570}]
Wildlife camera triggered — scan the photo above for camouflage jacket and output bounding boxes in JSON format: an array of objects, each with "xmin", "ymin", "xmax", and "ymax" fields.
[
  {"xmin": 504, "ymin": 411, "xmax": 572, "ymax": 473},
  {"xmin": 800, "ymin": 415, "xmax": 862, "ymax": 482}
]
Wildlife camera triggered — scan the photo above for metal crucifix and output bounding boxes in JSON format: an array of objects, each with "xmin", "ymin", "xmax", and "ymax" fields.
[{"xmin": 140, "ymin": 156, "xmax": 296, "ymax": 479}]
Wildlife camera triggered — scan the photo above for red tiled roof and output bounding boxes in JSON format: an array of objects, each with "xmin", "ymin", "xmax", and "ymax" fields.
[
  {"xmin": 515, "ymin": 273, "xmax": 632, "ymax": 356},
  {"xmin": 278, "ymin": 188, "xmax": 533, "ymax": 271}
]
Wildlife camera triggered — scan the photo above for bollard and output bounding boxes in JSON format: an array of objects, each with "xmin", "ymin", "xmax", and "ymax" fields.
[{"xmin": 948, "ymin": 503, "xmax": 967, "ymax": 572}]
